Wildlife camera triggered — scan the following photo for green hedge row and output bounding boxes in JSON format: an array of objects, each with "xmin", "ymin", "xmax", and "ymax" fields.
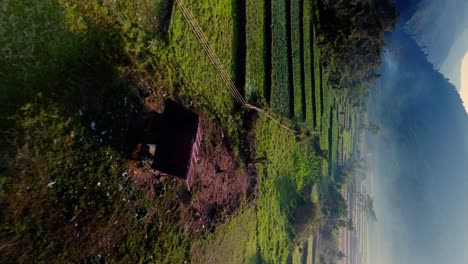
[
  {"xmin": 271, "ymin": 0, "xmax": 292, "ymax": 117},
  {"xmin": 303, "ymin": 0, "xmax": 314, "ymax": 125},
  {"xmin": 313, "ymin": 21, "xmax": 323, "ymax": 128},
  {"xmin": 246, "ymin": 0, "xmax": 266, "ymax": 103},
  {"xmin": 291, "ymin": 0, "xmax": 305, "ymax": 121}
]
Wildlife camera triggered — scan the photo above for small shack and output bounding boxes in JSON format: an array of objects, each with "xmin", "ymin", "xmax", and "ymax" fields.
[{"xmin": 128, "ymin": 100, "xmax": 202, "ymax": 189}]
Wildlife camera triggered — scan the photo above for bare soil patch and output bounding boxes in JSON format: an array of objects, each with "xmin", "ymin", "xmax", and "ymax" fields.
[{"xmin": 180, "ymin": 111, "xmax": 256, "ymax": 235}]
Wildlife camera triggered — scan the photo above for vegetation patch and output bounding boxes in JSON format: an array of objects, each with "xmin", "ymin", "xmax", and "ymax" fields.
[
  {"xmin": 313, "ymin": 21, "xmax": 323, "ymax": 128},
  {"xmin": 246, "ymin": 0, "xmax": 267, "ymax": 104},
  {"xmin": 1, "ymin": 101, "xmax": 190, "ymax": 262},
  {"xmin": 192, "ymin": 208, "xmax": 259, "ymax": 264},
  {"xmin": 303, "ymin": 0, "xmax": 315, "ymax": 126},
  {"xmin": 255, "ymin": 117, "xmax": 320, "ymax": 263},
  {"xmin": 291, "ymin": 0, "xmax": 306, "ymax": 121},
  {"xmin": 270, "ymin": 0, "xmax": 293, "ymax": 117}
]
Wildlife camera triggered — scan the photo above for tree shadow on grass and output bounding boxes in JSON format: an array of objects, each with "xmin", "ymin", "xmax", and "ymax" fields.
[
  {"xmin": 0, "ymin": 1, "xmax": 191, "ymax": 262},
  {"xmin": 246, "ymin": 252, "xmax": 266, "ymax": 264}
]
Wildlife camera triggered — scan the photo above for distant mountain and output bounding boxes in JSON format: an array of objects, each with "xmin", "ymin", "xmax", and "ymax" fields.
[
  {"xmin": 399, "ymin": 0, "xmax": 468, "ymax": 89},
  {"xmin": 396, "ymin": 0, "xmax": 423, "ymax": 21},
  {"xmin": 368, "ymin": 28, "xmax": 468, "ymax": 264}
]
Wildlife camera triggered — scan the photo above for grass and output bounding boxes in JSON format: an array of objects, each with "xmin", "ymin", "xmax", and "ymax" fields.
[
  {"xmin": 255, "ymin": 118, "xmax": 320, "ymax": 255},
  {"xmin": 342, "ymin": 125, "xmax": 355, "ymax": 161},
  {"xmin": 256, "ymin": 116, "xmax": 320, "ymax": 263},
  {"xmin": 331, "ymin": 104, "xmax": 340, "ymax": 179},
  {"xmin": 307, "ymin": 235, "xmax": 314, "ymax": 264},
  {"xmin": 246, "ymin": 0, "xmax": 266, "ymax": 104},
  {"xmin": 291, "ymin": 242, "xmax": 308, "ymax": 264},
  {"xmin": 0, "ymin": 0, "xmax": 78, "ymax": 117},
  {"xmin": 271, "ymin": 0, "xmax": 293, "ymax": 117},
  {"xmin": 169, "ymin": 0, "xmax": 244, "ymax": 143},
  {"xmin": 2, "ymin": 100, "xmax": 190, "ymax": 262},
  {"xmin": 0, "ymin": 0, "xmax": 192, "ymax": 261},
  {"xmin": 316, "ymin": 65, "xmax": 343, "ymax": 194},
  {"xmin": 192, "ymin": 208, "xmax": 259, "ymax": 264},
  {"xmin": 194, "ymin": 116, "xmax": 321, "ymax": 263}
]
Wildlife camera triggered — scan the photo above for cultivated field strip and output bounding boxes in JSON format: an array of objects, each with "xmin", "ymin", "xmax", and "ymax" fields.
[{"xmin": 291, "ymin": 0, "xmax": 306, "ymax": 121}]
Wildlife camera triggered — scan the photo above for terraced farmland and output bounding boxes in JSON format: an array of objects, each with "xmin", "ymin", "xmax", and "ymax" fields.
[
  {"xmin": 187, "ymin": 0, "xmax": 350, "ymax": 262},
  {"xmin": 247, "ymin": 0, "xmax": 325, "ymax": 129}
]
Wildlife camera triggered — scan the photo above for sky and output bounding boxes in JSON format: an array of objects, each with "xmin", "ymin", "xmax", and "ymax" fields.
[
  {"xmin": 439, "ymin": 29, "xmax": 468, "ymax": 92},
  {"xmin": 366, "ymin": 26, "xmax": 468, "ymax": 264},
  {"xmin": 461, "ymin": 52, "xmax": 468, "ymax": 111}
]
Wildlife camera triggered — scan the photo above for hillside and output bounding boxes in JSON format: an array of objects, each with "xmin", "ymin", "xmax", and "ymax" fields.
[
  {"xmin": 402, "ymin": 0, "xmax": 468, "ymax": 89},
  {"xmin": 368, "ymin": 28, "xmax": 468, "ymax": 264},
  {"xmin": 0, "ymin": 0, "xmax": 396, "ymax": 262}
]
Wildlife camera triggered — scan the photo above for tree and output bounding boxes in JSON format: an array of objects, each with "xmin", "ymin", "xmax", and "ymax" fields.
[
  {"xmin": 337, "ymin": 217, "xmax": 354, "ymax": 230},
  {"xmin": 355, "ymin": 191, "xmax": 377, "ymax": 222},
  {"xmin": 361, "ymin": 122, "xmax": 381, "ymax": 135},
  {"xmin": 292, "ymin": 190, "xmax": 323, "ymax": 245}
]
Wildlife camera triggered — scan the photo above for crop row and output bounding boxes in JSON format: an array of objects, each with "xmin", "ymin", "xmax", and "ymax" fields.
[
  {"xmin": 313, "ymin": 19, "xmax": 323, "ymax": 128},
  {"xmin": 246, "ymin": 0, "xmax": 322, "ymax": 123},
  {"xmin": 303, "ymin": 0, "xmax": 315, "ymax": 125},
  {"xmin": 246, "ymin": 0, "xmax": 267, "ymax": 103},
  {"xmin": 271, "ymin": 0, "xmax": 293, "ymax": 117},
  {"xmin": 291, "ymin": 0, "xmax": 305, "ymax": 121}
]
